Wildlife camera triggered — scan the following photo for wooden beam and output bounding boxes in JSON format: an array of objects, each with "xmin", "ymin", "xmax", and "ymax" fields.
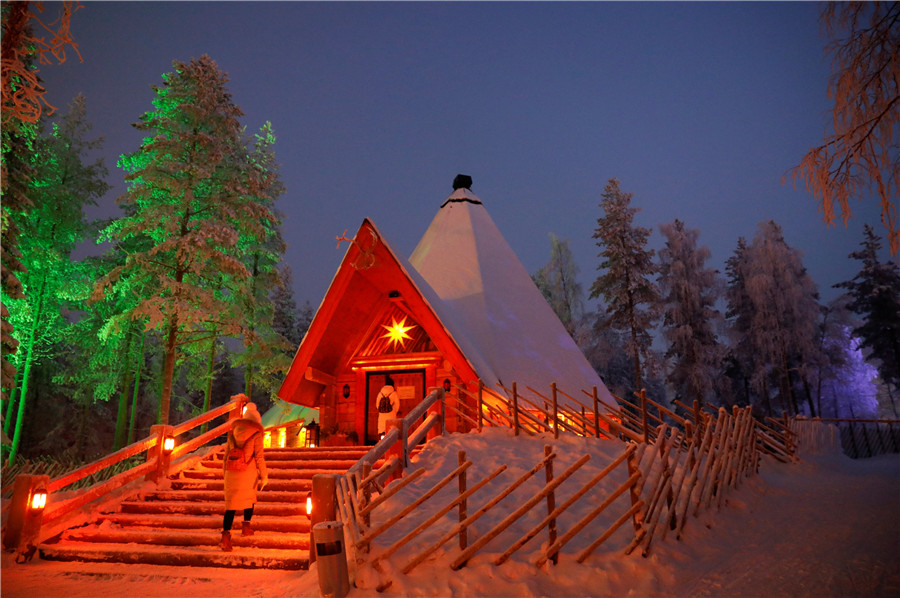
[{"xmin": 305, "ymin": 366, "xmax": 335, "ymax": 386}]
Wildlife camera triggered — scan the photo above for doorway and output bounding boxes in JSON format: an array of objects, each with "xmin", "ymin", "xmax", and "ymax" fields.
[{"xmin": 365, "ymin": 370, "xmax": 425, "ymax": 444}]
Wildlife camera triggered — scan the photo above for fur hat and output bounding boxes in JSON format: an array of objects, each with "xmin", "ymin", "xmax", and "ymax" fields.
[{"xmin": 242, "ymin": 402, "xmax": 262, "ymax": 425}]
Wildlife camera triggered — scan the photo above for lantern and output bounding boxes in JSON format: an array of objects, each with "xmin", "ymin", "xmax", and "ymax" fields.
[
  {"xmin": 304, "ymin": 421, "xmax": 320, "ymax": 448},
  {"xmin": 305, "ymin": 491, "xmax": 313, "ymax": 518},
  {"xmin": 162, "ymin": 436, "xmax": 175, "ymax": 454},
  {"xmin": 30, "ymin": 490, "xmax": 47, "ymax": 511}
]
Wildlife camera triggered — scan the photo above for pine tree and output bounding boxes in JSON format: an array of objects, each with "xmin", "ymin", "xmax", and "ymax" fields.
[
  {"xmin": 739, "ymin": 221, "xmax": 822, "ymax": 416},
  {"xmin": 590, "ymin": 178, "xmax": 660, "ymax": 394},
  {"xmin": 93, "ymin": 56, "xmax": 275, "ymax": 426},
  {"xmin": 533, "ymin": 233, "xmax": 584, "ymax": 338},
  {"xmin": 835, "ymin": 224, "xmax": 900, "ymax": 401},
  {"xmin": 3, "ymin": 96, "xmax": 108, "ymax": 463},
  {"xmin": 658, "ymin": 219, "xmax": 723, "ymax": 407}
]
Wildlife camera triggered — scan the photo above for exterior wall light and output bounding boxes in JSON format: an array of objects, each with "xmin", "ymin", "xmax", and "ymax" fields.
[{"xmin": 30, "ymin": 490, "xmax": 47, "ymax": 511}]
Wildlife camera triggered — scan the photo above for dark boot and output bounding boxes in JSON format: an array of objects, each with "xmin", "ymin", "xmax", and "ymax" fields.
[
  {"xmin": 221, "ymin": 530, "xmax": 233, "ymax": 552},
  {"xmin": 241, "ymin": 521, "xmax": 254, "ymax": 537}
]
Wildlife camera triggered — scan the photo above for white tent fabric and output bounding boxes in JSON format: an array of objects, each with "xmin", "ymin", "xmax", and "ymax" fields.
[{"xmin": 408, "ymin": 187, "xmax": 615, "ymax": 406}]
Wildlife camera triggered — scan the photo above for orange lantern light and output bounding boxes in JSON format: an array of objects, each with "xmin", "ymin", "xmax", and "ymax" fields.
[
  {"xmin": 163, "ymin": 437, "xmax": 175, "ymax": 454},
  {"xmin": 30, "ymin": 491, "xmax": 47, "ymax": 511}
]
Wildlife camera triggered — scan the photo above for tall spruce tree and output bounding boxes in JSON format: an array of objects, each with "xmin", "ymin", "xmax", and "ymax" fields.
[
  {"xmin": 658, "ymin": 219, "xmax": 723, "ymax": 407},
  {"xmin": 835, "ymin": 224, "xmax": 900, "ymax": 399},
  {"xmin": 590, "ymin": 178, "xmax": 660, "ymax": 394},
  {"xmin": 93, "ymin": 56, "xmax": 275, "ymax": 425}
]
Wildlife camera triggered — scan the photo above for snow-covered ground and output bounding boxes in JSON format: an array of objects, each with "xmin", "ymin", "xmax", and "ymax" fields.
[{"xmin": 3, "ymin": 426, "xmax": 899, "ymax": 597}]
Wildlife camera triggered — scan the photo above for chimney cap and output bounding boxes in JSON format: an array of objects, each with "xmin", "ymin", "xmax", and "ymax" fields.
[{"xmin": 452, "ymin": 174, "xmax": 473, "ymax": 190}]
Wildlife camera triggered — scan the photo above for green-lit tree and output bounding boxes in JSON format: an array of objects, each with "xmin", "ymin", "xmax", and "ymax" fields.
[
  {"xmin": 93, "ymin": 56, "xmax": 276, "ymax": 426},
  {"xmin": 590, "ymin": 178, "xmax": 660, "ymax": 395},
  {"xmin": 3, "ymin": 96, "xmax": 109, "ymax": 463}
]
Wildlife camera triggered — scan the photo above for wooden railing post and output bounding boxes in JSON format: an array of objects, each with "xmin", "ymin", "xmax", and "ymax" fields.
[
  {"xmin": 512, "ymin": 382, "xmax": 520, "ymax": 436},
  {"xmin": 229, "ymin": 393, "xmax": 249, "ymax": 421},
  {"xmin": 147, "ymin": 424, "xmax": 174, "ymax": 483},
  {"xmin": 477, "ymin": 381, "xmax": 484, "ymax": 432},
  {"xmin": 544, "ymin": 445, "xmax": 557, "ymax": 565},
  {"xmin": 386, "ymin": 419, "xmax": 405, "ymax": 481},
  {"xmin": 592, "ymin": 386, "xmax": 600, "ymax": 439},
  {"xmin": 641, "ymin": 390, "xmax": 649, "ymax": 443},
  {"xmin": 551, "ymin": 383, "xmax": 559, "ymax": 439},
  {"xmin": 458, "ymin": 450, "xmax": 468, "ymax": 550},
  {"xmin": 2, "ymin": 473, "xmax": 49, "ymax": 558}
]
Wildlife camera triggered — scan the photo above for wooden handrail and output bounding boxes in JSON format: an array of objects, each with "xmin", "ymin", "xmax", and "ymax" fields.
[{"xmin": 47, "ymin": 436, "xmax": 158, "ymax": 493}]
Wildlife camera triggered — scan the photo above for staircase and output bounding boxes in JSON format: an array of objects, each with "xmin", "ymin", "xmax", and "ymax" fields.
[{"xmin": 37, "ymin": 445, "xmax": 374, "ymax": 570}]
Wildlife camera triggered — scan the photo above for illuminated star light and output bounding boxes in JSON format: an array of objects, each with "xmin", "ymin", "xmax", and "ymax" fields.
[{"xmin": 382, "ymin": 317, "xmax": 415, "ymax": 348}]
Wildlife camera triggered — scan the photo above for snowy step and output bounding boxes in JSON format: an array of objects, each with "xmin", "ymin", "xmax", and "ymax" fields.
[
  {"xmin": 141, "ymin": 489, "xmax": 309, "ymax": 503},
  {"xmin": 62, "ymin": 528, "xmax": 309, "ymax": 550},
  {"xmin": 180, "ymin": 468, "xmax": 346, "ymax": 481},
  {"xmin": 120, "ymin": 500, "xmax": 306, "ymax": 517},
  {"xmin": 170, "ymin": 479, "xmax": 312, "ymax": 493},
  {"xmin": 38, "ymin": 541, "xmax": 308, "ymax": 570},
  {"xmin": 97, "ymin": 513, "xmax": 310, "ymax": 533},
  {"xmin": 201, "ymin": 458, "xmax": 364, "ymax": 470}
]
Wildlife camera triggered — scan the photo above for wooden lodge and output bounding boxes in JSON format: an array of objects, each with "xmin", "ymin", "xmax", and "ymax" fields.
[{"xmin": 277, "ymin": 176, "xmax": 615, "ymax": 444}]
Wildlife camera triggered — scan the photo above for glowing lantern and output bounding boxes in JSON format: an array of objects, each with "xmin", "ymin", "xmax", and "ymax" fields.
[
  {"xmin": 162, "ymin": 437, "xmax": 175, "ymax": 454},
  {"xmin": 30, "ymin": 491, "xmax": 47, "ymax": 511},
  {"xmin": 305, "ymin": 492, "xmax": 313, "ymax": 518},
  {"xmin": 381, "ymin": 317, "xmax": 415, "ymax": 349}
]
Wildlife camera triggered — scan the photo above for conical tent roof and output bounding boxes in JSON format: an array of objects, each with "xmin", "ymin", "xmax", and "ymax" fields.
[{"xmin": 409, "ymin": 185, "xmax": 615, "ymax": 404}]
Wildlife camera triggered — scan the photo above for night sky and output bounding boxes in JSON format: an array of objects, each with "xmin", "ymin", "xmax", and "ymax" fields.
[{"xmin": 41, "ymin": 1, "xmax": 886, "ymax": 309}]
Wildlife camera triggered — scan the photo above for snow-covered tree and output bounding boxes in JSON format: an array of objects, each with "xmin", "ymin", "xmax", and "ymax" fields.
[
  {"xmin": 93, "ymin": 56, "xmax": 276, "ymax": 426},
  {"xmin": 590, "ymin": 178, "xmax": 660, "ymax": 394},
  {"xmin": 533, "ymin": 233, "xmax": 584, "ymax": 338},
  {"xmin": 730, "ymin": 221, "xmax": 822, "ymax": 416},
  {"xmin": 818, "ymin": 325, "xmax": 879, "ymax": 419},
  {"xmin": 835, "ymin": 224, "xmax": 900, "ymax": 400},
  {"xmin": 658, "ymin": 219, "xmax": 723, "ymax": 407}
]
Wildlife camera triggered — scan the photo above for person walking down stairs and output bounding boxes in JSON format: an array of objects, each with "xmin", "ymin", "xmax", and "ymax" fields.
[{"xmin": 221, "ymin": 402, "xmax": 268, "ymax": 552}]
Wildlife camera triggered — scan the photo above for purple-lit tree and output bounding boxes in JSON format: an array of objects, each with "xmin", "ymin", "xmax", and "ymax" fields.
[
  {"xmin": 93, "ymin": 56, "xmax": 276, "ymax": 426},
  {"xmin": 590, "ymin": 178, "xmax": 660, "ymax": 395},
  {"xmin": 818, "ymin": 324, "xmax": 879, "ymax": 419},
  {"xmin": 835, "ymin": 224, "xmax": 900, "ymax": 413},
  {"xmin": 658, "ymin": 219, "xmax": 723, "ymax": 408}
]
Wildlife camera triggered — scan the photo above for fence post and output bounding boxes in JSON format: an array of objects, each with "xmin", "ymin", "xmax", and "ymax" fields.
[
  {"xmin": 458, "ymin": 450, "xmax": 468, "ymax": 550},
  {"xmin": 641, "ymin": 390, "xmax": 649, "ymax": 443},
  {"xmin": 477, "ymin": 381, "xmax": 484, "ymax": 432},
  {"xmin": 309, "ymin": 474, "xmax": 337, "ymax": 564},
  {"xmin": 693, "ymin": 400, "xmax": 701, "ymax": 435},
  {"xmin": 229, "ymin": 393, "xmax": 249, "ymax": 421},
  {"xmin": 386, "ymin": 418, "xmax": 405, "ymax": 479},
  {"xmin": 512, "ymin": 382, "xmax": 520, "ymax": 436},
  {"xmin": 2, "ymin": 473, "xmax": 49, "ymax": 559},
  {"xmin": 551, "ymin": 383, "xmax": 559, "ymax": 439},
  {"xmin": 146, "ymin": 424, "xmax": 174, "ymax": 483},
  {"xmin": 361, "ymin": 462, "xmax": 372, "ymax": 528},
  {"xmin": 625, "ymin": 448, "xmax": 643, "ymax": 536},
  {"xmin": 544, "ymin": 445, "xmax": 558, "ymax": 565},
  {"xmin": 593, "ymin": 386, "xmax": 600, "ymax": 439}
]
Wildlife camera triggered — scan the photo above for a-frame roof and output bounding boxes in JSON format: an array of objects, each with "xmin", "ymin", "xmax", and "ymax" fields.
[{"xmin": 278, "ymin": 185, "xmax": 615, "ymax": 408}]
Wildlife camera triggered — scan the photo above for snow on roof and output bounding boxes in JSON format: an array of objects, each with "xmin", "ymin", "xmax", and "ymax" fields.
[{"xmin": 409, "ymin": 187, "xmax": 614, "ymax": 405}]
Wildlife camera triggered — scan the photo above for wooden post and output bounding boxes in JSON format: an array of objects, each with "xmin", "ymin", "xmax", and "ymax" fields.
[
  {"xmin": 512, "ymin": 382, "xmax": 520, "ymax": 436},
  {"xmin": 592, "ymin": 386, "xmax": 600, "ymax": 439},
  {"xmin": 458, "ymin": 450, "xmax": 467, "ymax": 550},
  {"xmin": 309, "ymin": 474, "xmax": 337, "ymax": 564},
  {"xmin": 147, "ymin": 424, "xmax": 174, "ymax": 483},
  {"xmin": 693, "ymin": 400, "xmax": 701, "ymax": 434},
  {"xmin": 2, "ymin": 473, "xmax": 49, "ymax": 557},
  {"xmin": 551, "ymin": 383, "xmax": 559, "ymax": 439},
  {"xmin": 544, "ymin": 445, "xmax": 558, "ymax": 564},
  {"xmin": 386, "ymin": 419, "xmax": 404, "ymax": 482},
  {"xmin": 229, "ymin": 393, "xmax": 249, "ymax": 421},
  {"xmin": 641, "ymin": 390, "xmax": 649, "ymax": 443},
  {"xmin": 625, "ymin": 447, "xmax": 644, "ymax": 535},
  {"xmin": 361, "ymin": 462, "xmax": 372, "ymax": 528},
  {"xmin": 477, "ymin": 381, "xmax": 484, "ymax": 432}
]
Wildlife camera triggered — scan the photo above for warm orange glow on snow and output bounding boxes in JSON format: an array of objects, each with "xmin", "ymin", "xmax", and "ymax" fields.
[{"xmin": 381, "ymin": 317, "xmax": 415, "ymax": 348}]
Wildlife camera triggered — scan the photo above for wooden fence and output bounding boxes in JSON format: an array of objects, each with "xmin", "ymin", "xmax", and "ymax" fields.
[{"xmin": 328, "ymin": 381, "xmax": 796, "ymax": 590}]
